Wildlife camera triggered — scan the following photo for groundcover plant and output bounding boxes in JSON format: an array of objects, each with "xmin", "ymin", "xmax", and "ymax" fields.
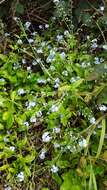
[{"xmin": 0, "ymin": 1, "xmax": 107, "ymax": 190}]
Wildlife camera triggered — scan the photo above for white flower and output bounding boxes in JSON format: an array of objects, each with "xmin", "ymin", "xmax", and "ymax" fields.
[
  {"xmin": 30, "ymin": 116, "xmax": 36, "ymax": 123},
  {"xmin": 60, "ymin": 52, "xmax": 66, "ymax": 59},
  {"xmin": 54, "ymin": 143, "xmax": 60, "ymax": 148},
  {"xmin": 51, "ymin": 105, "xmax": 58, "ymax": 112},
  {"xmin": 70, "ymin": 77, "xmax": 76, "ymax": 83},
  {"xmin": 46, "ymin": 51, "xmax": 55, "ymax": 62},
  {"xmin": 9, "ymin": 146, "xmax": 15, "ymax": 151},
  {"xmin": 37, "ymin": 48, "xmax": 43, "ymax": 54},
  {"xmin": 47, "ymin": 78, "xmax": 51, "ymax": 82},
  {"xmin": 31, "ymin": 31, "xmax": 38, "ymax": 36},
  {"xmin": 53, "ymin": 0, "xmax": 59, "ymax": 3},
  {"xmin": 36, "ymin": 111, "xmax": 42, "ymax": 117},
  {"xmin": 52, "ymin": 16, "xmax": 56, "ymax": 21},
  {"xmin": 4, "ymin": 137, "xmax": 9, "ymax": 142},
  {"xmin": 47, "ymin": 44, "xmax": 52, "ymax": 49},
  {"xmin": 56, "ymin": 34, "xmax": 63, "ymax": 42},
  {"xmin": 94, "ymin": 57, "xmax": 100, "ymax": 64},
  {"xmin": 4, "ymin": 33, "xmax": 10, "ymax": 37},
  {"xmin": 70, "ymin": 145, "xmax": 76, "ymax": 152},
  {"xmin": 41, "ymin": 41, "xmax": 46, "ymax": 47},
  {"xmin": 29, "ymin": 101, "xmax": 36, "ymax": 108},
  {"xmin": 87, "ymin": 35, "xmax": 90, "ymax": 40},
  {"xmin": 54, "ymin": 78, "xmax": 60, "ymax": 88},
  {"xmin": 97, "ymin": 124, "xmax": 102, "ymax": 128},
  {"xmin": 91, "ymin": 42, "xmax": 98, "ymax": 49},
  {"xmin": 50, "ymin": 65, "xmax": 55, "ymax": 71},
  {"xmin": 25, "ymin": 21, "xmax": 31, "ymax": 30},
  {"xmin": 100, "ymin": 58, "xmax": 104, "ymax": 62},
  {"xmin": 24, "ymin": 121, "xmax": 29, "ymax": 127},
  {"xmin": 4, "ymin": 186, "xmax": 12, "ymax": 190},
  {"xmin": 22, "ymin": 58, "xmax": 26, "ymax": 64},
  {"xmin": 17, "ymin": 88, "xmax": 25, "ymax": 95},
  {"xmin": 54, "ymin": 83, "xmax": 59, "ymax": 89},
  {"xmin": 62, "ymin": 70, "xmax": 68, "ymax": 76},
  {"xmin": 53, "ymin": 127, "xmax": 60, "ymax": 133},
  {"xmin": 51, "ymin": 165, "xmax": 59, "ymax": 173},
  {"xmin": 27, "ymin": 66, "xmax": 31, "ymax": 71},
  {"xmin": 45, "ymin": 24, "xmax": 49, "ymax": 28},
  {"xmin": 99, "ymin": 105, "xmax": 107, "ymax": 111},
  {"xmin": 104, "ymin": 64, "xmax": 107, "ymax": 69},
  {"xmin": 17, "ymin": 171, "xmax": 24, "ymax": 182},
  {"xmin": 93, "ymin": 131, "xmax": 97, "ymax": 135},
  {"xmin": 39, "ymin": 25, "xmax": 43, "ymax": 29},
  {"xmin": 37, "ymin": 79, "xmax": 46, "ymax": 84},
  {"xmin": 17, "ymin": 39, "xmax": 23, "ymax": 45},
  {"xmin": 39, "ymin": 149, "xmax": 46, "ymax": 159},
  {"xmin": 89, "ymin": 117, "xmax": 96, "ymax": 124},
  {"xmin": 0, "ymin": 78, "xmax": 5, "ymax": 82},
  {"xmin": 28, "ymin": 38, "xmax": 34, "ymax": 43},
  {"xmin": 32, "ymin": 60, "xmax": 37, "ymax": 66},
  {"xmin": 55, "ymin": 78, "xmax": 60, "ymax": 83},
  {"xmin": 79, "ymin": 139, "xmax": 87, "ymax": 148},
  {"xmin": 42, "ymin": 132, "xmax": 52, "ymax": 142},
  {"xmin": 100, "ymin": 6, "xmax": 104, "ymax": 11},
  {"xmin": 81, "ymin": 62, "xmax": 87, "ymax": 68},
  {"xmin": 64, "ymin": 30, "xmax": 69, "ymax": 36},
  {"xmin": 13, "ymin": 17, "xmax": 20, "ymax": 22},
  {"xmin": 91, "ymin": 39, "xmax": 97, "ymax": 49},
  {"xmin": 67, "ymin": 145, "xmax": 71, "ymax": 150},
  {"xmin": 92, "ymin": 39, "xmax": 97, "ymax": 43},
  {"xmin": 103, "ymin": 45, "xmax": 107, "ymax": 50}
]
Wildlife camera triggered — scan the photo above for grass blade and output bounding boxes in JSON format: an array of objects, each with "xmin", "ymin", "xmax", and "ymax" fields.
[{"xmin": 96, "ymin": 119, "xmax": 106, "ymax": 159}]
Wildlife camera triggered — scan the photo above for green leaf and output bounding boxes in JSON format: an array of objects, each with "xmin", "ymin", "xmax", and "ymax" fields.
[
  {"xmin": 10, "ymin": 91, "xmax": 17, "ymax": 101},
  {"xmin": 56, "ymin": 160, "xmax": 69, "ymax": 169},
  {"xmin": 52, "ymin": 173, "xmax": 62, "ymax": 185},
  {"xmin": 16, "ymin": 3, "xmax": 24, "ymax": 14},
  {"xmin": 96, "ymin": 119, "xmax": 106, "ymax": 159},
  {"xmin": 0, "ymin": 54, "xmax": 7, "ymax": 61},
  {"xmin": 0, "ymin": 95, "xmax": 5, "ymax": 107},
  {"xmin": 0, "ymin": 164, "xmax": 9, "ymax": 171},
  {"xmin": 0, "ymin": 123, "xmax": 4, "ymax": 130},
  {"xmin": 101, "ymin": 150, "xmax": 107, "ymax": 161},
  {"xmin": 3, "ymin": 112, "xmax": 14, "ymax": 129},
  {"xmin": 24, "ymin": 155, "xmax": 35, "ymax": 163},
  {"xmin": 16, "ymin": 137, "xmax": 27, "ymax": 148},
  {"xmin": 58, "ymin": 79, "xmax": 84, "ymax": 96},
  {"xmin": 60, "ymin": 171, "xmax": 81, "ymax": 190},
  {"xmin": 24, "ymin": 165, "xmax": 31, "ymax": 177}
]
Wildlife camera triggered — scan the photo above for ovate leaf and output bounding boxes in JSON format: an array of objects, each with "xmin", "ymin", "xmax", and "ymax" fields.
[{"xmin": 3, "ymin": 112, "xmax": 14, "ymax": 129}]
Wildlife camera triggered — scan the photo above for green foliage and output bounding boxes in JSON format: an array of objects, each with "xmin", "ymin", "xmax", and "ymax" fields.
[
  {"xmin": 15, "ymin": 3, "xmax": 24, "ymax": 14},
  {"xmin": 0, "ymin": 1, "xmax": 107, "ymax": 189},
  {"xmin": 60, "ymin": 170, "xmax": 82, "ymax": 190}
]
